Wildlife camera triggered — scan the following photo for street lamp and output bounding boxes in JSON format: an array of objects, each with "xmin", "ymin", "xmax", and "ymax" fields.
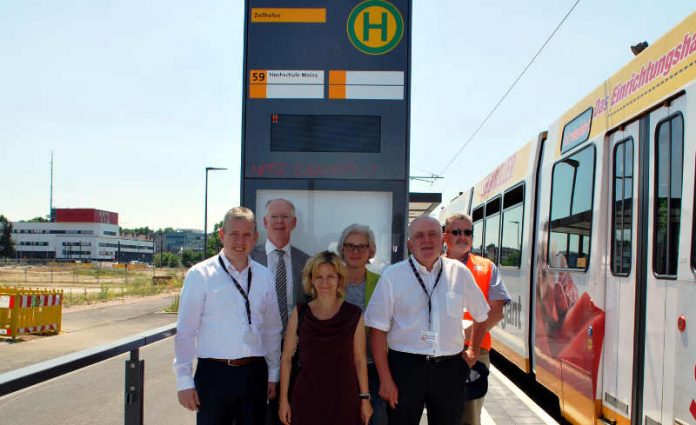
[{"xmin": 204, "ymin": 166, "xmax": 227, "ymax": 259}]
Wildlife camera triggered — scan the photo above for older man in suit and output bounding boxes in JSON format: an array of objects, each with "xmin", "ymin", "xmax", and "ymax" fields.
[{"xmin": 251, "ymin": 198, "xmax": 310, "ymax": 425}]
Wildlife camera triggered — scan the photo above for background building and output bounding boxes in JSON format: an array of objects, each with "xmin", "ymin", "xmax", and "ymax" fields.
[
  {"xmin": 162, "ymin": 229, "xmax": 203, "ymax": 253},
  {"xmin": 11, "ymin": 208, "xmax": 154, "ymax": 263}
]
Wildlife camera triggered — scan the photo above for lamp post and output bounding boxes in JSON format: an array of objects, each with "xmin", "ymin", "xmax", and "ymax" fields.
[{"xmin": 204, "ymin": 167, "xmax": 227, "ymax": 260}]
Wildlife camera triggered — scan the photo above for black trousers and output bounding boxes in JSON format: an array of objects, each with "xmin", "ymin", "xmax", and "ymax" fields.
[
  {"xmin": 386, "ymin": 350, "xmax": 468, "ymax": 425},
  {"xmin": 195, "ymin": 358, "xmax": 268, "ymax": 425}
]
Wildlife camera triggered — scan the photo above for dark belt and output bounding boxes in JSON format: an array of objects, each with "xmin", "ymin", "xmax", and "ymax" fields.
[
  {"xmin": 389, "ymin": 350, "xmax": 461, "ymax": 364},
  {"xmin": 200, "ymin": 356, "xmax": 263, "ymax": 366}
]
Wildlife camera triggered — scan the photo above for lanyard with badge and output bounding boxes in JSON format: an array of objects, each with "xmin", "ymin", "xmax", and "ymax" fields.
[
  {"xmin": 218, "ymin": 255, "xmax": 257, "ymax": 345},
  {"xmin": 408, "ymin": 257, "xmax": 443, "ymax": 343}
]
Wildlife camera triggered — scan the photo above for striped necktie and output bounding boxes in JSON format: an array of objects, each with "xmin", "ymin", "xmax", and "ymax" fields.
[{"xmin": 274, "ymin": 249, "xmax": 288, "ymax": 331}]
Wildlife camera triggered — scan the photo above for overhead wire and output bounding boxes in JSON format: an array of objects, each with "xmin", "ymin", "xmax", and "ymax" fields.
[{"xmin": 436, "ymin": 0, "xmax": 582, "ymax": 177}]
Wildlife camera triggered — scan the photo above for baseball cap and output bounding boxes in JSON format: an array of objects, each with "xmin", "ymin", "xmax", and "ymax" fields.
[{"xmin": 465, "ymin": 361, "xmax": 489, "ymax": 400}]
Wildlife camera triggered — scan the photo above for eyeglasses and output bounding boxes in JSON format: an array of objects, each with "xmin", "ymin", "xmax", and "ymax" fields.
[
  {"xmin": 343, "ymin": 243, "xmax": 370, "ymax": 253},
  {"xmin": 449, "ymin": 228, "xmax": 473, "ymax": 237}
]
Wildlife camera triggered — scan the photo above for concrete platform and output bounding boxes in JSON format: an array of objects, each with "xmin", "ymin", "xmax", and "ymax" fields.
[
  {"xmin": 415, "ymin": 364, "xmax": 558, "ymax": 425},
  {"xmin": 479, "ymin": 366, "xmax": 558, "ymax": 425}
]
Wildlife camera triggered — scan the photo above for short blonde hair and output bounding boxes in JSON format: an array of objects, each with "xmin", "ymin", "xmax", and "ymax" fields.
[
  {"xmin": 302, "ymin": 251, "xmax": 347, "ymax": 299},
  {"xmin": 223, "ymin": 207, "xmax": 256, "ymax": 232}
]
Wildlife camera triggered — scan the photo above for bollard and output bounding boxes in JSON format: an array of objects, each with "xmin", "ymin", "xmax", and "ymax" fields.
[{"xmin": 124, "ymin": 349, "xmax": 144, "ymax": 425}]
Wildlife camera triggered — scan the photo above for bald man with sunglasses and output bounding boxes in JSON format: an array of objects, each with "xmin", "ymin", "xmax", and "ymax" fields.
[{"xmin": 443, "ymin": 213, "xmax": 511, "ymax": 425}]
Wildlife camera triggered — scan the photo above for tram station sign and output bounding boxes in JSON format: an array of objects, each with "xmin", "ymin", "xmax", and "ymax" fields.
[
  {"xmin": 242, "ymin": 0, "xmax": 410, "ymax": 180},
  {"xmin": 241, "ymin": 0, "xmax": 411, "ymax": 263}
]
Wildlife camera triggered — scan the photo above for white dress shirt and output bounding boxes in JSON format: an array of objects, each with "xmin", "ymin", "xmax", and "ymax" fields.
[
  {"xmin": 364, "ymin": 256, "xmax": 489, "ymax": 357},
  {"xmin": 173, "ymin": 252, "xmax": 282, "ymax": 390},
  {"xmin": 265, "ymin": 240, "xmax": 295, "ymax": 315}
]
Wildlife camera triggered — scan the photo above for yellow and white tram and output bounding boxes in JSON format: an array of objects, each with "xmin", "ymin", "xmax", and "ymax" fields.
[{"xmin": 440, "ymin": 11, "xmax": 696, "ymax": 425}]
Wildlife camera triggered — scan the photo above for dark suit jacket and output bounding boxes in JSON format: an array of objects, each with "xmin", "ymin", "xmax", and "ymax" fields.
[{"xmin": 250, "ymin": 244, "xmax": 310, "ymax": 307}]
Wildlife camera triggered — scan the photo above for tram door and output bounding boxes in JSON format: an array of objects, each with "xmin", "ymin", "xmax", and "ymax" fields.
[
  {"xmin": 643, "ymin": 95, "xmax": 696, "ymax": 425},
  {"xmin": 601, "ymin": 120, "xmax": 640, "ymax": 423}
]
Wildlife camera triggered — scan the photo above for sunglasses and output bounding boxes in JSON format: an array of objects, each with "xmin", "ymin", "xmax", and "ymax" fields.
[{"xmin": 449, "ymin": 228, "xmax": 473, "ymax": 237}]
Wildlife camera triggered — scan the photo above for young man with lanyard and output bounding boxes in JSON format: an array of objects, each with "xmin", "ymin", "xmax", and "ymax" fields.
[
  {"xmin": 174, "ymin": 207, "xmax": 282, "ymax": 425},
  {"xmin": 364, "ymin": 216, "xmax": 490, "ymax": 425},
  {"xmin": 444, "ymin": 213, "xmax": 511, "ymax": 425}
]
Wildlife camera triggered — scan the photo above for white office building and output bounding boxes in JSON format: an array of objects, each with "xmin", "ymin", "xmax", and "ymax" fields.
[{"xmin": 11, "ymin": 208, "xmax": 154, "ymax": 263}]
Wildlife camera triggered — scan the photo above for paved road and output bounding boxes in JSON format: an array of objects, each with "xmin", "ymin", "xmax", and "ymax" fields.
[
  {"xmin": 0, "ymin": 338, "xmax": 186, "ymax": 425},
  {"xmin": 0, "ymin": 294, "xmax": 177, "ymax": 373}
]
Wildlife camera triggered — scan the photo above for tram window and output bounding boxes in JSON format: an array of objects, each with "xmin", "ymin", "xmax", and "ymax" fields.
[
  {"xmin": 548, "ymin": 145, "xmax": 596, "ymax": 270},
  {"xmin": 484, "ymin": 197, "xmax": 501, "ymax": 263},
  {"xmin": 472, "ymin": 205, "xmax": 484, "ymax": 256},
  {"xmin": 270, "ymin": 114, "xmax": 381, "ymax": 153},
  {"xmin": 654, "ymin": 114, "xmax": 684, "ymax": 277},
  {"xmin": 500, "ymin": 184, "xmax": 524, "ymax": 268},
  {"xmin": 611, "ymin": 138, "xmax": 634, "ymax": 276}
]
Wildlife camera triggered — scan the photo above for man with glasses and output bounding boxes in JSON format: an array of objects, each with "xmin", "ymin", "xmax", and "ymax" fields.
[
  {"xmin": 443, "ymin": 213, "xmax": 511, "ymax": 425},
  {"xmin": 250, "ymin": 198, "xmax": 309, "ymax": 424},
  {"xmin": 339, "ymin": 224, "xmax": 385, "ymax": 425}
]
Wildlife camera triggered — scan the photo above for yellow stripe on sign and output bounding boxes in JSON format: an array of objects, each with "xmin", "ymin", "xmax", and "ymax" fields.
[
  {"xmin": 249, "ymin": 84, "xmax": 267, "ymax": 99},
  {"xmin": 249, "ymin": 70, "xmax": 268, "ymax": 85},
  {"xmin": 328, "ymin": 85, "xmax": 346, "ymax": 99},
  {"xmin": 251, "ymin": 8, "xmax": 326, "ymax": 23},
  {"xmin": 249, "ymin": 69, "xmax": 267, "ymax": 99},
  {"xmin": 329, "ymin": 70, "xmax": 346, "ymax": 85}
]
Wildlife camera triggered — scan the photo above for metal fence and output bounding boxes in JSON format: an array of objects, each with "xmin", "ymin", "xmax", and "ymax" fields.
[
  {"xmin": 0, "ymin": 259, "xmax": 184, "ymax": 285},
  {"xmin": 0, "ymin": 324, "xmax": 177, "ymax": 425},
  {"xmin": 0, "ymin": 260, "xmax": 185, "ymax": 307}
]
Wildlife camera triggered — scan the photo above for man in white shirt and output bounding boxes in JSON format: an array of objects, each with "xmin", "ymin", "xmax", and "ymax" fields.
[
  {"xmin": 365, "ymin": 216, "xmax": 490, "ymax": 425},
  {"xmin": 174, "ymin": 207, "xmax": 282, "ymax": 425}
]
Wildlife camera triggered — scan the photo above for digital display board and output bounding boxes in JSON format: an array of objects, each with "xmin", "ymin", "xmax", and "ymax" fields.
[{"xmin": 271, "ymin": 115, "xmax": 381, "ymax": 153}]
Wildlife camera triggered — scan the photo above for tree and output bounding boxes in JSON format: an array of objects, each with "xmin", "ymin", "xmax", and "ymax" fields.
[
  {"xmin": 206, "ymin": 221, "xmax": 224, "ymax": 257},
  {"xmin": 0, "ymin": 215, "xmax": 16, "ymax": 258},
  {"xmin": 154, "ymin": 252, "xmax": 180, "ymax": 268},
  {"xmin": 27, "ymin": 216, "xmax": 49, "ymax": 223},
  {"xmin": 181, "ymin": 249, "xmax": 203, "ymax": 268},
  {"xmin": 121, "ymin": 226, "xmax": 153, "ymax": 237}
]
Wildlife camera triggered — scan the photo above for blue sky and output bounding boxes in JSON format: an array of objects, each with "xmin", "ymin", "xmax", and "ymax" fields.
[{"xmin": 1, "ymin": 1, "xmax": 694, "ymax": 230}]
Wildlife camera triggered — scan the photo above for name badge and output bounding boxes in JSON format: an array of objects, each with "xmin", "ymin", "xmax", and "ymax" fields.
[{"xmin": 419, "ymin": 330, "xmax": 437, "ymax": 343}]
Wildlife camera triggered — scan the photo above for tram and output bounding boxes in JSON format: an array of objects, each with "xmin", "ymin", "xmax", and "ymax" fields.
[{"xmin": 439, "ymin": 11, "xmax": 696, "ymax": 425}]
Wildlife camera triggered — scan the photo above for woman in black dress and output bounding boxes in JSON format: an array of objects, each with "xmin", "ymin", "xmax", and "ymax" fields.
[{"xmin": 278, "ymin": 251, "xmax": 372, "ymax": 425}]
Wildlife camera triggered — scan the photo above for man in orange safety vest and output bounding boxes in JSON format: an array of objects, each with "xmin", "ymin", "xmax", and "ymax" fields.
[{"xmin": 444, "ymin": 213, "xmax": 511, "ymax": 425}]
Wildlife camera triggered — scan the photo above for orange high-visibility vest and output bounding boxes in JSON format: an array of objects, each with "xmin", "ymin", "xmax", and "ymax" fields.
[{"xmin": 463, "ymin": 253, "xmax": 493, "ymax": 351}]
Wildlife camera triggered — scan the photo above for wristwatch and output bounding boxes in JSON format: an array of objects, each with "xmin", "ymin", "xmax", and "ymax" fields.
[{"xmin": 359, "ymin": 392, "xmax": 371, "ymax": 400}]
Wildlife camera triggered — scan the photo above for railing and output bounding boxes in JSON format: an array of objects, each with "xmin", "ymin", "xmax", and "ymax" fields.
[{"xmin": 0, "ymin": 323, "xmax": 177, "ymax": 425}]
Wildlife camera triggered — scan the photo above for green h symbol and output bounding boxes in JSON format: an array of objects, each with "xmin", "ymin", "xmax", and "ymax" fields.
[{"xmin": 362, "ymin": 11, "xmax": 387, "ymax": 42}]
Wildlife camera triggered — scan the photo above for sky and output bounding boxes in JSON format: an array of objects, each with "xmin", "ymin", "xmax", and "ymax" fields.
[{"xmin": 1, "ymin": 1, "xmax": 694, "ymax": 230}]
